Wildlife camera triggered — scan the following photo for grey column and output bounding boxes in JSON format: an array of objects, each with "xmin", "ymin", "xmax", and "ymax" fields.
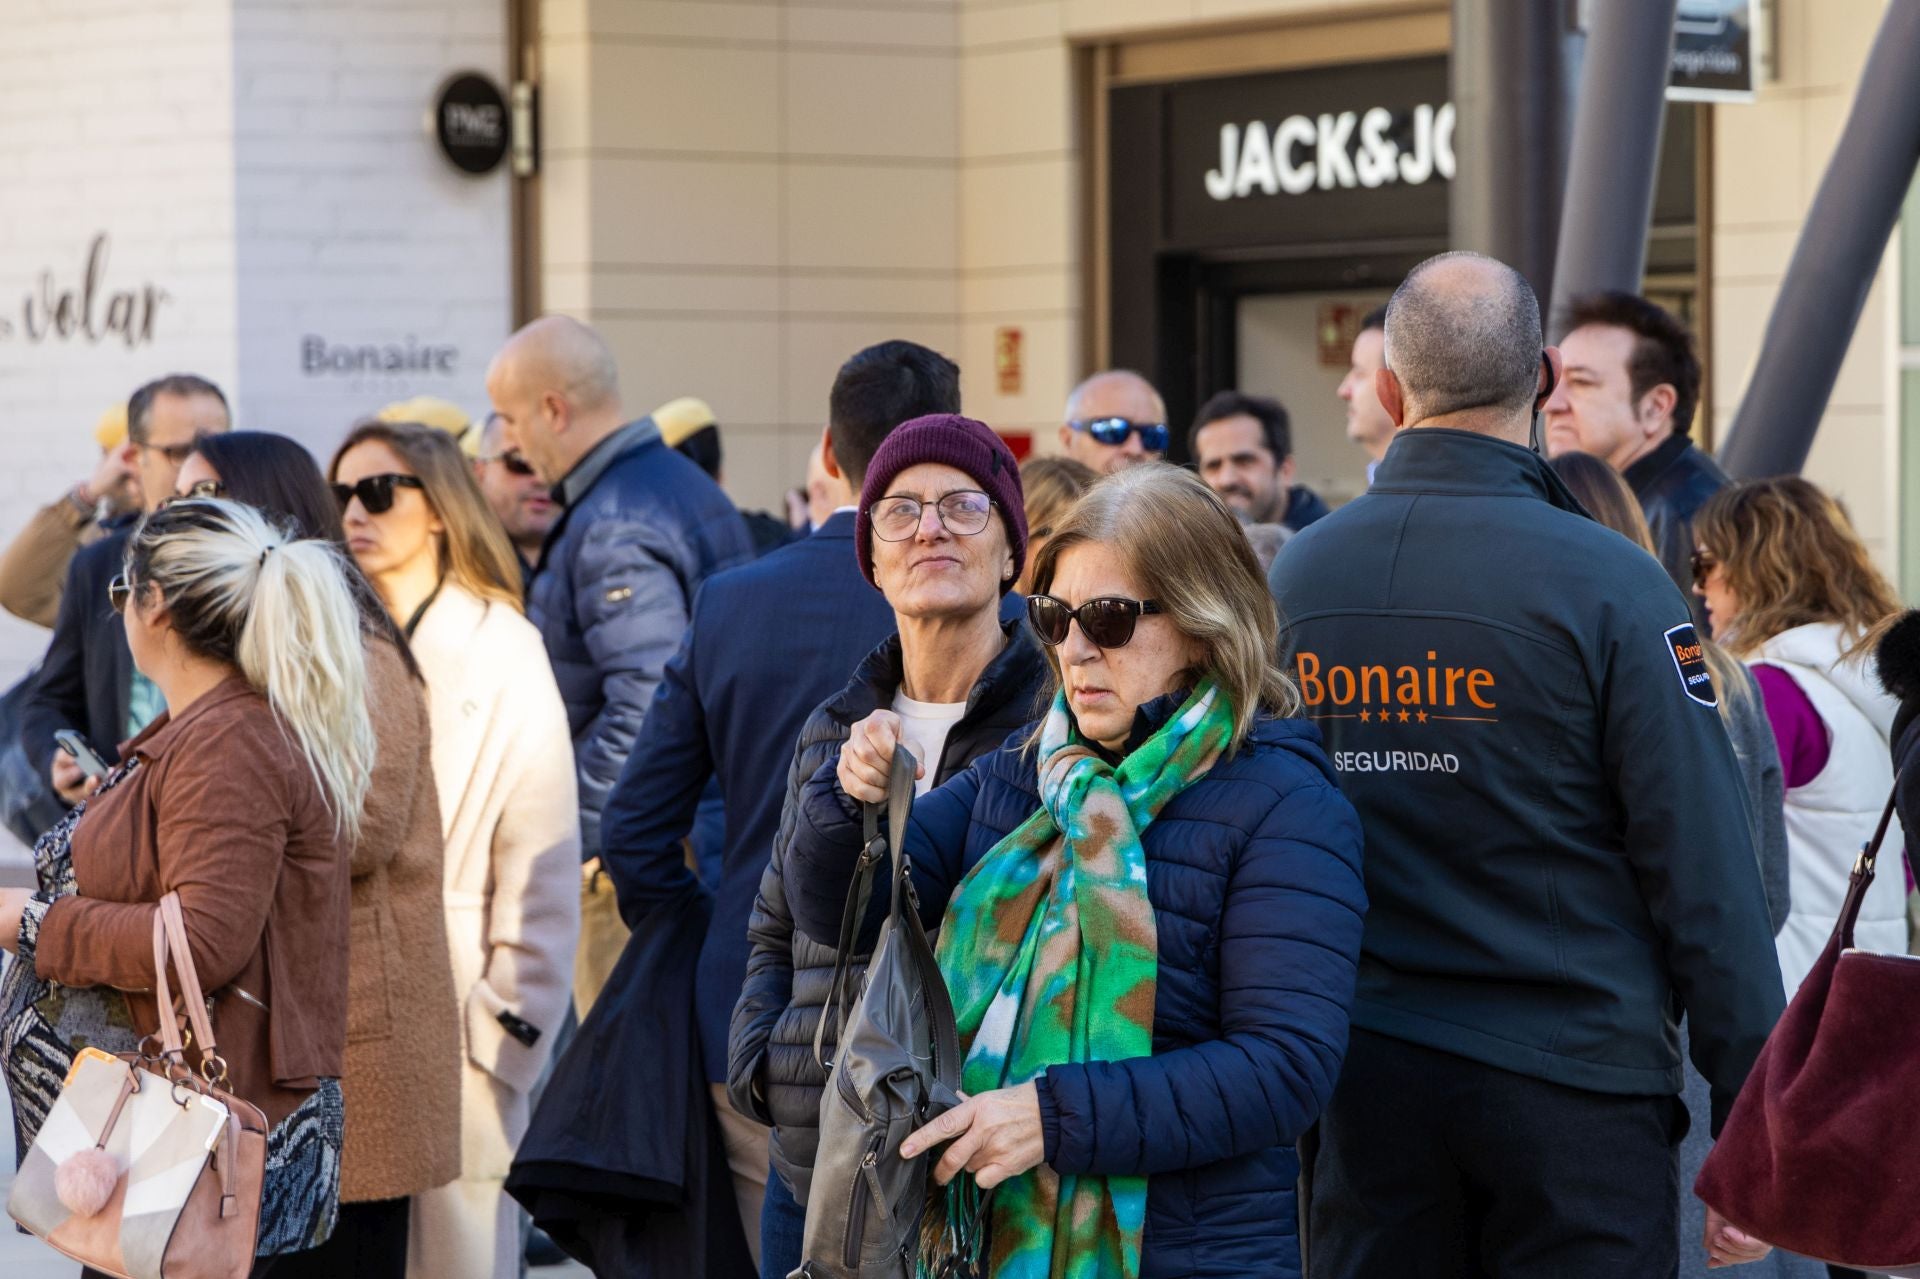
[
  {"xmin": 1718, "ymin": 0, "xmax": 1920, "ymax": 478},
  {"xmin": 1449, "ymin": 0, "xmax": 1582, "ymax": 302},
  {"xmin": 1546, "ymin": 0, "xmax": 1680, "ymax": 340}
]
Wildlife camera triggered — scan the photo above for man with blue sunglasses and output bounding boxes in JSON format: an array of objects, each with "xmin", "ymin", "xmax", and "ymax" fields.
[{"xmin": 1059, "ymin": 369, "xmax": 1169, "ymax": 474}]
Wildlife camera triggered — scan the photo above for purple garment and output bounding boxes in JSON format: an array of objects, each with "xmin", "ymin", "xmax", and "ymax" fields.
[{"xmin": 1752, "ymin": 663, "xmax": 1830, "ymax": 789}]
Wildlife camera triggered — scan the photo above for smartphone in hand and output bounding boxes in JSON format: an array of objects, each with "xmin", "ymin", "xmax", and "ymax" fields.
[{"xmin": 54, "ymin": 730, "xmax": 110, "ymax": 781}]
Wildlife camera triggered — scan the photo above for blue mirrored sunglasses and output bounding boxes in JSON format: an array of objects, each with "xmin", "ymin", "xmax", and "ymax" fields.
[{"xmin": 1068, "ymin": 417, "xmax": 1169, "ymax": 452}]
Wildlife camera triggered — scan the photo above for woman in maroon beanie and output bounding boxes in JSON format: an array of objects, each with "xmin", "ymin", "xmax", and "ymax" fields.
[{"xmin": 728, "ymin": 414, "xmax": 1052, "ymax": 1279}]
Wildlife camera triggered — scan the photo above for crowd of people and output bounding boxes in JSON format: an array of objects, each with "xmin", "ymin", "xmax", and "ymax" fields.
[{"xmin": 0, "ymin": 247, "xmax": 1908, "ymax": 1279}]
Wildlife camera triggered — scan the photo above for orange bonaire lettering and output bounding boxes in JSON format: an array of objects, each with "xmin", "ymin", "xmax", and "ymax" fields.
[
  {"xmin": 1674, "ymin": 642, "xmax": 1703, "ymax": 664},
  {"xmin": 1296, "ymin": 651, "xmax": 1324, "ymax": 705},
  {"xmin": 1467, "ymin": 669, "xmax": 1496, "ymax": 709}
]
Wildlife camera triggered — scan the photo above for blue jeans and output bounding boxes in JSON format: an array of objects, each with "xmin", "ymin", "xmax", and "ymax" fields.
[{"xmin": 760, "ymin": 1164, "xmax": 806, "ymax": 1279}]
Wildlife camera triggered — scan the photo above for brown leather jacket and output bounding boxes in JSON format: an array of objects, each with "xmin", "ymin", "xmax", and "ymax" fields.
[
  {"xmin": 0, "ymin": 495, "xmax": 103, "ymax": 629},
  {"xmin": 33, "ymin": 676, "xmax": 351, "ymax": 1127}
]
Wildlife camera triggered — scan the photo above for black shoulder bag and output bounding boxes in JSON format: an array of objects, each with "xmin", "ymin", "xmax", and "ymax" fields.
[{"xmin": 795, "ymin": 746, "xmax": 964, "ymax": 1279}]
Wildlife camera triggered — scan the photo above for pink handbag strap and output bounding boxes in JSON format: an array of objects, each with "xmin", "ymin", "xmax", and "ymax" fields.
[{"xmin": 148, "ymin": 892, "xmax": 224, "ymax": 1080}]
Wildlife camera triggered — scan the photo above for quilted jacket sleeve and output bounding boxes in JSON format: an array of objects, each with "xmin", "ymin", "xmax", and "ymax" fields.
[
  {"xmin": 784, "ymin": 750, "xmax": 984, "ymax": 952},
  {"xmin": 1037, "ymin": 769, "xmax": 1367, "ymax": 1176},
  {"xmin": 568, "ymin": 511, "xmax": 696, "ymax": 857}
]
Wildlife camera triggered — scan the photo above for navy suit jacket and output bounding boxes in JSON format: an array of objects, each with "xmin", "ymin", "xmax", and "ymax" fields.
[{"xmin": 599, "ymin": 510, "xmax": 899, "ymax": 1083}]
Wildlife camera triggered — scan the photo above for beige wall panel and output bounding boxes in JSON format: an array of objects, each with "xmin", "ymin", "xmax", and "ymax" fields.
[
  {"xmin": 961, "ymin": 3, "xmax": 1063, "ymax": 50},
  {"xmin": 1711, "ymin": 95, "xmax": 1806, "ymax": 229},
  {"xmin": 596, "ymin": 314, "xmax": 785, "ymax": 423},
  {"xmin": 588, "ymin": 43, "xmax": 782, "ymax": 154},
  {"xmin": 539, "ymin": 38, "xmax": 592, "ymax": 150},
  {"xmin": 538, "ymin": 153, "xmax": 594, "ymax": 270},
  {"xmin": 541, "ymin": 0, "xmax": 588, "ymax": 41},
  {"xmin": 1797, "ymin": 89, "xmax": 1853, "ymax": 211},
  {"xmin": 789, "ymin": 0, "xmax": 956, "ymax": 8},
  {"xmin": 1709, "ymin": 278, "xmax": 1772, "ymax": 409},
  {"xmin": 1803, "ymin": 0, "xmax": 1886, "ymax": 93},
  {"xmin": 960, "ymin": 266, "xmax": 1076, "ymax": 315},
  {"xmin": 960, "ymin": 42, "xmax": 1072, "ymax": 159},
  {"xmin": 712, "ymin": 426, "xmax": 807, "ymax": 513},
  {"xmin": 785, "ymin": 50, "xmax": 959, "ymax": 160},
  {"xmin": 1804, "ymin": 407, "xmax": 1892, "ymax": 565},
  {"xmin": 583, "ymin": 157, "xmax": 782, "ymax": 269},
  {"xmin": 785, "ymin": 271, "xmax": 962, "ymax": 316},
  {"xmin": 787, "ymin": 163, "xmax": 959, "ymax": 270},
  {"xmin": 787, "ymin": 6, "xmax": 958, "ymax": 49},
  {"xmin": 574, "ymin": 267, "xmax": 784, "ymax": 314},
  {"xmin": 960, "ymin": 157, "xmax": 1075, "ymax": 271},
  {"xmin": 1711, "ymin": 227, "xmax": 1798, "ymax": 284},
  {"xmin": 568, "ymin": 2, "xmax": 780, "ymax": 42},
  {"xmin": 783, "ymin": 319, "xmax": 963, "ymax": 421},
  {"xmin": 958, "ymin": 314, "xmax": 1077, "ymax": 434},
  {"xmin": 1061, "ymin": 0, "xmax": 1197, "ymax": 40}
]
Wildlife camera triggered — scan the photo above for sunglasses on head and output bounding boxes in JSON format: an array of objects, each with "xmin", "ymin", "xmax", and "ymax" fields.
[
  {"xmin": 478, "ymin": 450, "xmax": 537, "ymax": 478},
  {"xmin": 107, "ymin": 574, "xmax": 131, "ymax": 615},
  {"xmin": 159, "ymin": 478, "xmax": 224, "ymax": 509},
  {"xmin": 1027, "ymin": 594, "xmax": 1164, "ymax": 650},
  {"xmin": 332, "ymin": 473, "xmax": 424, "ymax": 515},
  {"xmin": 1068, "ymin": 417, "xmax": 1170, "ymax": 452}
]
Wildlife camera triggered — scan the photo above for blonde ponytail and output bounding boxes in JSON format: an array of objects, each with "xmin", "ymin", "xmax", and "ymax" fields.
[{"xmin": 125, "ymin": 499, "xmax": 377, "ymax": 840}]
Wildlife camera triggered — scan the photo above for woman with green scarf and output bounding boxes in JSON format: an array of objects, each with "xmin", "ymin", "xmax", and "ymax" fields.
[{"xmin": 784, "ymin": 464, "xmax": 1367, "ymax": 1279}]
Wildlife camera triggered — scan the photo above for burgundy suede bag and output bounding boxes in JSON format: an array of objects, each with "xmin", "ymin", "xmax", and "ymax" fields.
[{"xmin": 1695, "ymin": 794, "xmax": 1920, "ymax": 1275}]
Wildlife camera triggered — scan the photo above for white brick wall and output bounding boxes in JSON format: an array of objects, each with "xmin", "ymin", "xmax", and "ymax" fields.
[{"xmin": 0, "ymin": 0, "xmax": 512, "ymax": 684}]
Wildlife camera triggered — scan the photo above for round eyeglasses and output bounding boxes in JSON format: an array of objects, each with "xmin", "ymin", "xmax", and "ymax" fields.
[{"xmin": 869, "ymin": 490, "xmax": 995, "ymax": 542}]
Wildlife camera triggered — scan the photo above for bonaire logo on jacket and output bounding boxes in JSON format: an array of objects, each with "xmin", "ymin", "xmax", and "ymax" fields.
[{"xmin": 1294, "ymin": 649, "xmax": 1498, "ymax": 775}]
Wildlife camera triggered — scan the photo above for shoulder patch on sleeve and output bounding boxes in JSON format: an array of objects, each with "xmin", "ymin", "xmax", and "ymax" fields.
[{"xmin": 1664, "ymin": 623, "xmax": 1717, "ymax": 708}]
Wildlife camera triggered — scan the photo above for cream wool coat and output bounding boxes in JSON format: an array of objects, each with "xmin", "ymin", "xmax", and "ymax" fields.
[{"xmin": 403, "ymin": 584, "xmax": 580, "ymax": 1279}]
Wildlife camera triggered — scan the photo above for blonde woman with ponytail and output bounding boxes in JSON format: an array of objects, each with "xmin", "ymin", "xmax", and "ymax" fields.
[{"xmin": 0, "ymin": 499, "xmax": 377, "ymax": 1275}]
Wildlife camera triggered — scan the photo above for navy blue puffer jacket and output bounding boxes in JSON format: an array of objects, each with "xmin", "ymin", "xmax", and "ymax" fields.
[
  {"xmin": 529, "ymin": 420, "xmax": 752, "ymax": 858},
  {"xmin": 784, "ymin": 695, "xmax": 1367, "ymax": 1279}
]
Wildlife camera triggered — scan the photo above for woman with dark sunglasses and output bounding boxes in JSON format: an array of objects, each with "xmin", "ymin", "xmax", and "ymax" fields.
[
  {"xmin": 780, "ymin": 463, "xmax": 1365, "ymax": 1279},
  {"xmin": 172, "ymin": 431, "xmax": 462, "ymax": 1279},
  {"xmin": 730, "ymin": 414, "xmax": 1050, "ymax": 1278},
  {"xmin": 329, "ymin": 421, "xmax": 579, "ymax": 1279}
]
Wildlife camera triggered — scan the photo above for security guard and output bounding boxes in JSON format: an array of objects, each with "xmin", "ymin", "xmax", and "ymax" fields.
[{"xmin": 1271, "ymin": 252, "xmax": 1784, "ymax": 1277}]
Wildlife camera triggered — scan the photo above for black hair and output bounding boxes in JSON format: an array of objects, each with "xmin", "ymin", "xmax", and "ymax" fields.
[
  {"xmin": 128, "ymin": 374, "xmax": 229, "ymax": 444},
  {"xmin": 675, "ymin": 424, "xmax": 724, "ymax": 479},
  {"xmin": 1189, "ymin": 390, "xmax": 1292, "ymax": 462},
  {"xmin": 827, "ymin": 341, "xmax": 961, "ymax": 486},
  {"xmin": 1359, "ymin": 304, "xmax": 1389, "ymax": 334},
  {"xmin": 1558, "ymin": 290, "xmax": 1702, "ymax": 436},
  {"xmin": 188, "ymin": 430, "xmax": 419, "ymax": 680}
]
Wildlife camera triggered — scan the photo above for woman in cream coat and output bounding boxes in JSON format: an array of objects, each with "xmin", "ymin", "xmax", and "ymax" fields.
[{"xmin": 331, "ymin": 420, "xmax": 581, "ymax": 1279}]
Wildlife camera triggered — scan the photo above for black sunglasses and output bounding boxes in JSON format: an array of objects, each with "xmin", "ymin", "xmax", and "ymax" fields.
[
  {"xmin": 332, "ymin": 473, "xmax": 425, "ymax": 515},
  {"xmin": 1691, "ymin": 549, "xmax": 1718, "ymax": 588},
  {"xmin": 1067, "ymin": 417, "xmax": 1170, "ymax": 452},
  {"xmin": 139, "ymin": 440, "xmax": 198, "ymax": 466},
  {"xmin": 478, "ymin": 450, "xmax": 536, "ymax": 478},
  {"xmin": 1027, "ymin": 594, "xmax": 1165, "ymax": 649},
  {"xmin": 108, "ymin": 574, "xmax": 131, "ymax": 615}
]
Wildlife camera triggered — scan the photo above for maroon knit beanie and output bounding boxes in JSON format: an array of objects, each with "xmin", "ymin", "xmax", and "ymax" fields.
[{"xmin": 855, "ymin": 413, "xmax": 1027, "ymax": 593}]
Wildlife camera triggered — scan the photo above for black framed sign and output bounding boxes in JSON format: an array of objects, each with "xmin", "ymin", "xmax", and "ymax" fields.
[{"xmin": 434, "ymin": 72, "xmax": 510, "ymax": 175}]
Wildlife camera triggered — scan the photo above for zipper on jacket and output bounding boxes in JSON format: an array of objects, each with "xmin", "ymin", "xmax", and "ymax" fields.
[{"xmin": 844, "ymin": 1133, "xmax": 886, "ymax": 1267}]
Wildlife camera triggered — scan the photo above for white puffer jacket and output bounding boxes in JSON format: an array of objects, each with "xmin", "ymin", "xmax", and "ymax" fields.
[{"xmin": 1756, "ymin": 622, "xmax": 1906, "ymax": 994}]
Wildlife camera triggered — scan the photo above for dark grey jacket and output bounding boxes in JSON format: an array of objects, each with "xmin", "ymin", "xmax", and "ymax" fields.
[
  {"xmin": 727, "ymin": 620, "xmax": 1048, "ymax": 1199},
  {"xmin": 1623, "ymin": 433, "xmax": 1730, "ymax": 635}
]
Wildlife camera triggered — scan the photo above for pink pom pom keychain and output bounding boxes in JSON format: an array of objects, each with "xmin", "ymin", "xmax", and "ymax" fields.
[{"xmin": 55, "ymin": 1146, "xmax": 120, "ymax": 1218}]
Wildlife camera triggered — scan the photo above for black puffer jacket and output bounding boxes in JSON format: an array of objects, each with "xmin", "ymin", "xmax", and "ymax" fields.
[{"xmin": 726, "ymin": 622, "xmax": 1050, "ymax": 1200}]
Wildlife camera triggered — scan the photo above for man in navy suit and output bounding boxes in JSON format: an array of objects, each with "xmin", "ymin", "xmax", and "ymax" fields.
[{"xmin": 597, "ymin": 340, "xmax": 962, "ymax": 1268}]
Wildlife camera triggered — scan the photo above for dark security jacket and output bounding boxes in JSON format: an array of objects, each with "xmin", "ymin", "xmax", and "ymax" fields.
[
  {"xmin": 1624, "ymin": 433, "xmax": 1730, "ymax": 634},
  {"xmin": 1270, "ymin": 428, "xmax": 1784, "ymax": 1130},
  {"xmin": 21, "ymin": 526, "xmax": 134, "ymax": 780}
]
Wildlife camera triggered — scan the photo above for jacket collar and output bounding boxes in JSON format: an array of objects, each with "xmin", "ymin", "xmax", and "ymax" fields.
[
  {"xmin": 831, "ymin": 619, "xmax": 1048, "ymax": 727},
  {"xmin": 554, "ymin": 417, "xmax": 662, "ymax": 508},
  {"xmin": 122, "ymin": 674, "xmax": 257, "ymax": 761},
  {"xmin": 810, "ymin": 509, "xmax": 859, "ymax": 541},
  {"xmin": 1621, "ymin": 432, "xmax": 1695, "ymax": 493},
  {"xmin": 1370, "ymin": 428, "xmax": 1590, "ymax": 518}
]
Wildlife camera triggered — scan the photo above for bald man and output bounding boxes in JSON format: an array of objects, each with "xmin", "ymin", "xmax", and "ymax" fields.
[
  {"xmin": 485, "ymin": 316, "xmax": 753, "ymax": 868},
  {"xmin": 1271, "ymin": 253, "xmax": 1782, "ymax": 1276},
  {"xmin": 1058, "ymin": 369, "xmax": 1169, "ymax": 474}
]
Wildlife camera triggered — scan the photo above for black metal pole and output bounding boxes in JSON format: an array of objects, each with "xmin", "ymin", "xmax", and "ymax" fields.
[
  {"xmin": 1449, "ymin": 0, "xmax": 1581, "ymax": 303},
  {"xmin": 1547, "ymin": 0, "xmax": 1679, "ymax": 340},
  {"xmin": 1718, "ymin": 0, "xmax": 1920, "ymax": 478}
]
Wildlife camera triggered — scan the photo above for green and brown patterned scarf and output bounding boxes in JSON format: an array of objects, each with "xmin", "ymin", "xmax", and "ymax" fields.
[{"xmin": 927, "ymin": 680, "xmax": 1234, "ymax": 1279}]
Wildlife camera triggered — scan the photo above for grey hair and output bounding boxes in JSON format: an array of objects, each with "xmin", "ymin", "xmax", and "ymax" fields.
[{"xmin": 1383, "ymin": 251, "xmax": 1543, "ymax": 420}]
